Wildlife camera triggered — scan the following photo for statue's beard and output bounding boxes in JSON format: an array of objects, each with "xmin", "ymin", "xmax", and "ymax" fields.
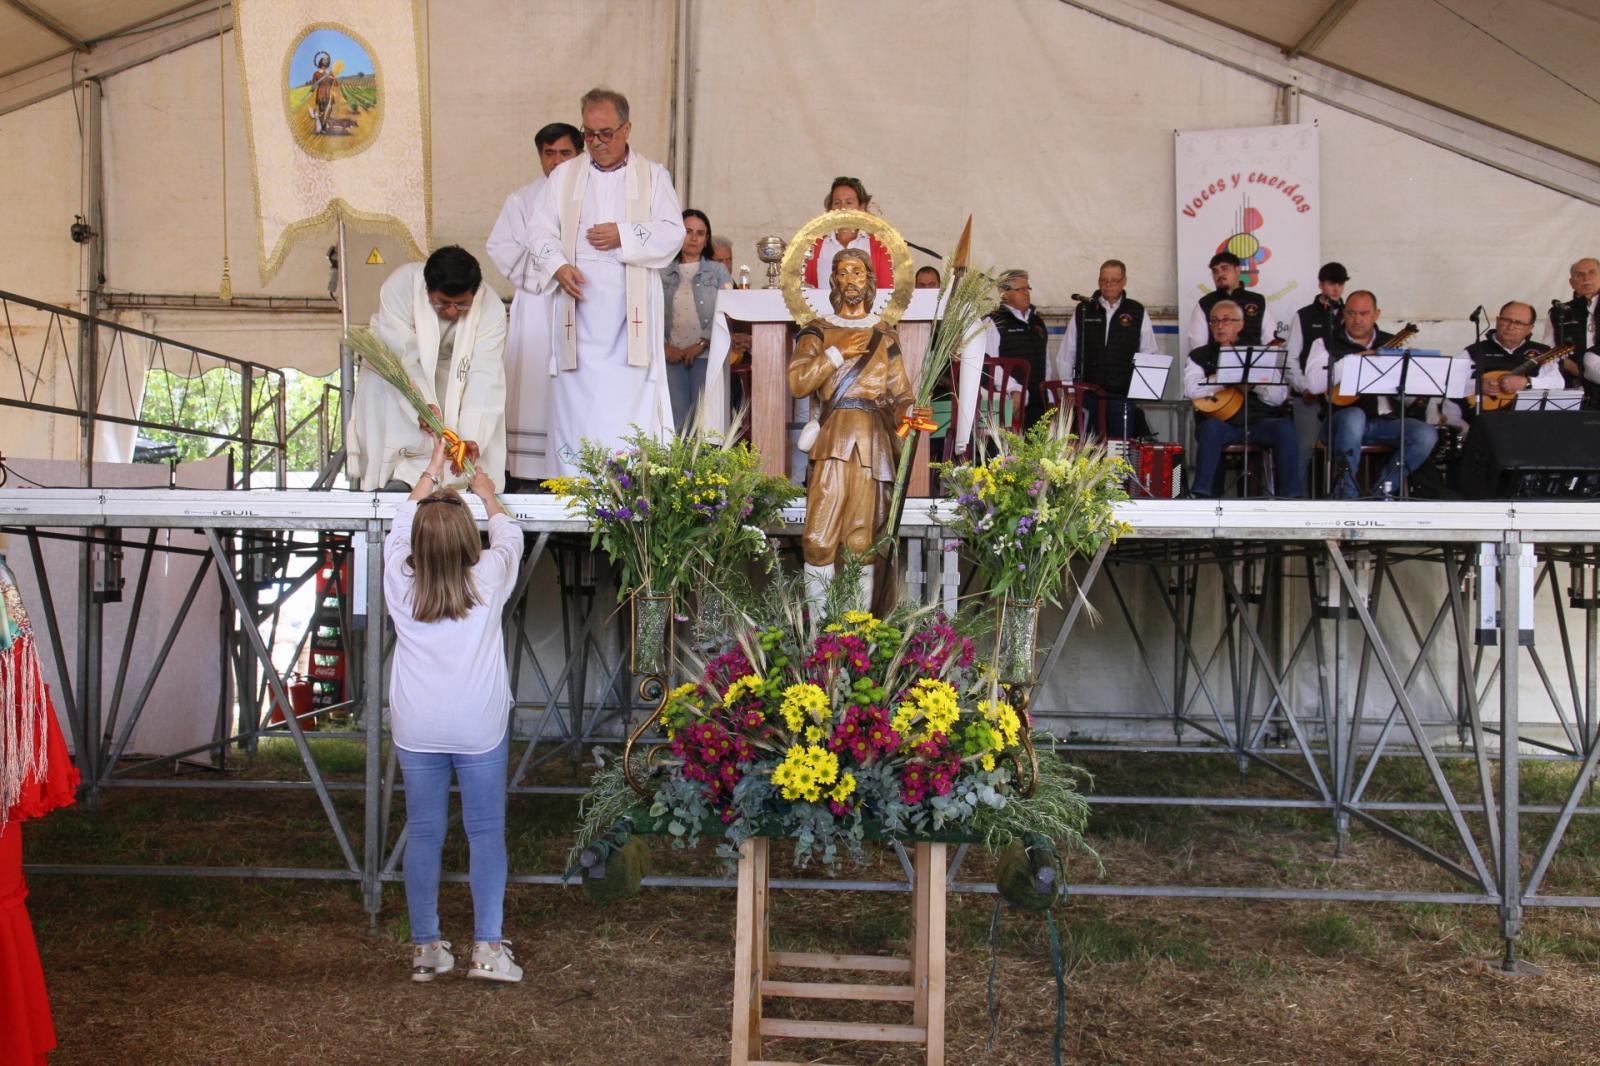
[{"xmin": 840, "ymin": 283, "xmax": 865, "ymax": 304}]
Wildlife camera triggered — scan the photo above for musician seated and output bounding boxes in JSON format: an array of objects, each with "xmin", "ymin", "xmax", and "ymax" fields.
[
  {"xmin": 1183, "ymin": 301, "xmax": 1302, "ymax": 498},
  {"xmin": 1303, "ymin": 290, "xmax": 1436, "ymax": 500},
  {"xmin": 1448, "ymin": 302, "xmax": 1565, "ymax": 424}
]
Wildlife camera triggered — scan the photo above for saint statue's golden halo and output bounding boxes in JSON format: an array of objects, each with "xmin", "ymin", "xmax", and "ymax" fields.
[{"xmin": 779, "ymin": 210, "xmax": 915, "ymax": 328}]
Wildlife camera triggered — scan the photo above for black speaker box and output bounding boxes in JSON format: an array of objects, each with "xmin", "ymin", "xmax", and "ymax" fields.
[{"xmin": 1457, "ymin": 411, "xmax": 1600, "ymax": 499}]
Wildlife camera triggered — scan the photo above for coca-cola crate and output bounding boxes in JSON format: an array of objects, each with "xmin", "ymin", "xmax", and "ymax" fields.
[
  {"xmin": 310, "ymin": 622, "xmax": 344, "ymax": 652},
  {"xmin": 315, "ymin": 550, "xmax": 351, "ymax": 598},
  {"xmin": 309, "ymin": 649, "xmax": 346, "ymax": 681},
  {"xmin": 310, "ymin": 678, "xmax": 344, "ymax": 708}
]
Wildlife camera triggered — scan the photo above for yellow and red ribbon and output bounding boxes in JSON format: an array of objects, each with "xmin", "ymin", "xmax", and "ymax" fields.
[
  {"xmin": 896, "ymin": 411, "xmax": 938, "ymax": 438},
  {"xmin": 440, "ymin": 427, "xmax": 470, "ymax": 469}
]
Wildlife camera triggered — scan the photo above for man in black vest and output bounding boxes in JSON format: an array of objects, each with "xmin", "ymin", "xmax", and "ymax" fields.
[
  {"xmin": 1544, "ymin": 256, "xmax": 1599, "ymax": 407},
  {"xmin": 1061, "ymin": 259, "xmax": 1157, "ymax": 438},
  {"xmin": 1455, "ymin": 302, "xmax": 1564, "ymax": 421},
  {"xmin": 1187, "ymin": 251, "xmax": 1267, "ymax": 355},
  {"xmin": 1285, "ymin": 261, "xmax": 1349, "ymax": 496},
  {"xmin": 1303, "ymin": 290, "xmax": 1437, "ymax": 499},
  {"xmin": 1183, "ymin": 300, "xmax": 1301, "ymax": 498},
  {"xmin": 984, "ymin": 269, "xmax": 1050, "ymax": 428}
]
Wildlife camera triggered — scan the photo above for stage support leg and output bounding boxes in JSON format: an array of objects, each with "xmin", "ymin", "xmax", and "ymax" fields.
[
  {"xmin": 362, "ymin": 519, "xmax": 386, "ymax": 934},
  {"xmin": 1495, "ymin": 534, "xmax": 1537, "ymax": 974}
]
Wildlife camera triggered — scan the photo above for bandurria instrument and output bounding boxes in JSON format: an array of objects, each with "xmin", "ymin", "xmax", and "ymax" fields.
[
  {"xmin": 1327, "ymin": 323, "xmax": 1419, "ymax": 407},
  {"xmin": 1471, "ymin": 344, "xmax": 1575, "ymax": 412}
]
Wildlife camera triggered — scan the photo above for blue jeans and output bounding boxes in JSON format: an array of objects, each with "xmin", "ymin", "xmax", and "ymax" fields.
[
  {"xmin": 1328, "ymin": 408, "xmax": 1438, "ymax": 499},
  {"xmin": 1191, "ymin": 415, "xmax": 1302, "ymax": 498},
  {"xmin": 397, "ymin": 730, "xmax": 510, "ymax": 943},
  {"xmin": 667, "ymin": 355, "xmax": 708, "ymax": 430}
]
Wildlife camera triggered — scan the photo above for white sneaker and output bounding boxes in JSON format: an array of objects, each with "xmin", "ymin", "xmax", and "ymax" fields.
[
  {"xmin": 467, "ymin": 940, "xmax": 523, "ymax": 983},
  {"xmin": 411, "ymin": 940, "xmax": 454, "ymax": 983}
]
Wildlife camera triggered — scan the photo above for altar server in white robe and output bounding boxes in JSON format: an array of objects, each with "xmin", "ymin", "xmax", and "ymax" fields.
[
  {"xmin": 484, "ymin": 121, "xmax": 582, "ymax": 485},
  {"xmin": 346, "ymin": 246, "xmax": 508, "ymax": 491},
  {"xmin": 524, "ymin": 87, "xmax": 685, "ymax": 477}
]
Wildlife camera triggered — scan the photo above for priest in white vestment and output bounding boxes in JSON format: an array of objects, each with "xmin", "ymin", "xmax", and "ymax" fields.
[
  {"xmin": 523, "ymin": 88, "xmax": 684, "ymax": 477},
  {"xmin": 346, "ymin": 246, "xmax": 508, "ymax": 491},
  {"xmin": 484, "ymin": 121, "xmax": 582, "ymax": 484}
]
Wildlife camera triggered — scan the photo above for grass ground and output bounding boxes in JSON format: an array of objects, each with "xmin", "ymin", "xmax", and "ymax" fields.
[{"xmin": 21, "ymin": 740, "xmax": 1600, "ymax": 1065}]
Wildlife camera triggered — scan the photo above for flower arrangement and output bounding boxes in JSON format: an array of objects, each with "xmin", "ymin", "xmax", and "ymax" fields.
[
  {"xmin": 543, "ymin": 427, "xmax": 801, "ymax": 604},
  {"xmin": 576, "ymin": 602, "xmax": 1091, "ymax": 870},
  {"xmin": 936, "ymin": 420, "xmax": 1132, "ymax": 609}
]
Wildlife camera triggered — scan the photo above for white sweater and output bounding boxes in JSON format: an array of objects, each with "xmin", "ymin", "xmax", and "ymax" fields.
[{"xmin": 383, "ymin": 501, "xmax": 523, "ymax": 754}]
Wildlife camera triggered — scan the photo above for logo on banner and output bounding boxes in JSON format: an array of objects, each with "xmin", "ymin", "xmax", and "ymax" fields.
[
  {"xmin": 1218, "ymin": 201, "xmax": 1271, "ymax": 287},
  {"xmin": 285, "ymin": 25, "xmax": 381, "ymax": 159}
]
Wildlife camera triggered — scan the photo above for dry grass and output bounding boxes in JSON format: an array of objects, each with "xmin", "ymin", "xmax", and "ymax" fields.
[{"xmin": 21, "ymin": 743, "xmax": 1600, "ymax": 1065}]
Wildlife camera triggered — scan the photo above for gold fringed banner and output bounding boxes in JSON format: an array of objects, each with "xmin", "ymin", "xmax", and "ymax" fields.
[{"xmin": 233, "ymin": 1, "xmax": 431, "ymax": 283}]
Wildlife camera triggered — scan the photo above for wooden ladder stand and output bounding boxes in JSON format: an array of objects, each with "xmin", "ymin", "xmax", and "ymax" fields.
[{"xmin": 729, "ymin": 837, "xmax": 948, "ymax": 1066}]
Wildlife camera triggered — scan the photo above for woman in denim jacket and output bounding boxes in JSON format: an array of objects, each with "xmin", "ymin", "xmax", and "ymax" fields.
[{"xmin": 661, "ymin": 208, "xmax": 733, "ymax": 427}]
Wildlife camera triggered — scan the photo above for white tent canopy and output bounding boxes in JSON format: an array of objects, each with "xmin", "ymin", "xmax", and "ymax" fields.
[{"xmin": 0, "ymin": 0, "xmax": 1597, "ymax": 460}]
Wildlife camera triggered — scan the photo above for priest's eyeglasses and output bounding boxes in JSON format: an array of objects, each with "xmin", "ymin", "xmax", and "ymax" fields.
[
  {"xmin": 581, "ymin": 125, "xmax": 624, "ymax": 143},
  {"xmin": 429, "ymin": 295, "xmax": 474, "ymax": 313}
]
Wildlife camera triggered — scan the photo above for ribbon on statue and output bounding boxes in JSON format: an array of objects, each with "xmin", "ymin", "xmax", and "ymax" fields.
[{"xmin": 895, "ymin": 409, "xmax": 938, "ymax": 438}]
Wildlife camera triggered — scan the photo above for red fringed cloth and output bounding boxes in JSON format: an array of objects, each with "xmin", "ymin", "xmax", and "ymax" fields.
[{"xmin": 1, "ymin": 562, "xmax": 78, "ymax": 1066}]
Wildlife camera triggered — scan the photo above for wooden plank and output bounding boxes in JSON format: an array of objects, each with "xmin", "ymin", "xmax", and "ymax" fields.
[
  {"xmin": 752, "ymin": 837, "xmax": 770, "ymax": 989},
  {"xmin": 898, "ymin": 320, "xmax": 933, "ymax": 497},
  {"xmin": 925, "ymin": 842, "xmax": 948, "ymax": 1066},
  {"xmin": 730, "ymin": 839, "xmax": 762, "ymax": 1066},
  {"xmin": 751, "ymin": 322, "xmax": 790, "ymax": 478},
  {"xmin": 760, "ymin": 979, "xmax": 916, "ymax": 1003},
  {"xmin": 760, "ymin": 1019, "xmax": 927, "ymax": 1044},
  {"xmin": 911, "ymin": 840, "xmax": 931, "ymax": 1028},
  {"xmin": 767, "ymin": 951, "xmax": 911, "ymax": 974}
]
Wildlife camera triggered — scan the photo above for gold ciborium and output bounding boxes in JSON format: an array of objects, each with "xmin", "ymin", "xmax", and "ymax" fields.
[{"xmin": 756, "ymin": 236, "xmax": 786, "ymax": 288}]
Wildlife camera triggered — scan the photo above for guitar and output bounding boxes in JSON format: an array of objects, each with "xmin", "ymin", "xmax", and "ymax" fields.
[
  {"xmin": 1327, "ymin": 324, "xmax": 1419, "ymax": 407},
  {"xmin": 1192, "ymin": 322, "xmax": 1288, "ymax": 422},
  {"xmin": 1470, "ymin": 344, "xmax": 1574, "ymax": 412}
]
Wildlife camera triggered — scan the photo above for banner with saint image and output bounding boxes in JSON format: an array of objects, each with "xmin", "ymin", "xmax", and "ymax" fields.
[
  {"xmin": 234, "ymin": 0, "xmax": 430, "ymax": 281},
  {"xmin": 1174, "ymin": 123, "xmax": 1320, "ymax": 355}
]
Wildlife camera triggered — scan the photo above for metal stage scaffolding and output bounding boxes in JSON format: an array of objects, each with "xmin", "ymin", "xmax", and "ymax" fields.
[{"xmin": 3, "ymin": 489, "xmax": 1598, "ymax": 967}]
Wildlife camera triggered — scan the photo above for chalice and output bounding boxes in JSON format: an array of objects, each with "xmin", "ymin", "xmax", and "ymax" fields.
[{"xmin": 756, "ymin": 236, "xmax": 786, "ymax": 289}]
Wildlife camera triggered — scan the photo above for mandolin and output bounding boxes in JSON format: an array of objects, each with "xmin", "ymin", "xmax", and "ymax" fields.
[
  {"xmin": 1192, "ymin": 322, "xmax": 1288, "ymax": 422},
  {"xmin": 1471, "ymin": 344, "xmax": 1574, "ymax": 412},
  {"xmin": 1327, "ymin": 324, "xmax": 1419, "ymax": 407}
]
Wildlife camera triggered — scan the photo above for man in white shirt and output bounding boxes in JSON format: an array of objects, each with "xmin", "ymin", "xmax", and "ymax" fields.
[
  {"xmin": 1302, "ymin": 290, "xmax": 1436, "ymax": 499},
  {"xmin": 1183, "ymin": 300, "xmax": 1300, "ymax": 497},
  {"xmin": 982, "ymin": 270, "xmax": 1050, "ymax": 428},
  {"xmin": 485, "ymin": 121, "xmax": 582, "ymax": 487},
  {"xmin": 1444, "ymin": 302, "xmax": 1565, "ymax": 425},
  {"xmin": 1545, "ymin": 256, "xmax": 1599, "ymax": 406},
  {"xmin": 1059, "ymin": 259, "xmax": 1157, "ymax": 438},
  {"xmin": 523, "ymin": 88, "xmax": 686, "ymax": 477}
]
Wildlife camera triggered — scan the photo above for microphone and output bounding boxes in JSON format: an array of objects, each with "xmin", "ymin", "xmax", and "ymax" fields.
[
  {"xmin": 1469, "ymin": 305, "xmax": 1485, "ymax": 326},
  {"xmin": 1550, "ymin": 298, "xmax": 1566, "ymax": 324},
  {"xmin": 1070, "ymin": 292, "xmax": 1098, "ymax": 303}
]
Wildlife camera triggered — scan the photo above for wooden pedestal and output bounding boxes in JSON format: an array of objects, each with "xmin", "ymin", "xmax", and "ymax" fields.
[{"xmin": 729, "ymin": 838, "xmax": 947, "ymax": 1066}]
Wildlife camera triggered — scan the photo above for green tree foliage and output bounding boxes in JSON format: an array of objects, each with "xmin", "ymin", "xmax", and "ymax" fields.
[{"xmin": 138, "ymin": 367, "xmax": 340, "ymax": 474}]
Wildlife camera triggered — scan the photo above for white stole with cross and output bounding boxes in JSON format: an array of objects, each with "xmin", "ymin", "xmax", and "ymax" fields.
[{"xmin": 554, "ymin": 153, "xmax": 654, "ymax": 372}]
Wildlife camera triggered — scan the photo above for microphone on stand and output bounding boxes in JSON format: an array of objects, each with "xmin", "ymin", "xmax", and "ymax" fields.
[
  {"xmin": 1469, "ymin": 304, "xmax": 1486, "ymax": 345},
  {"xmin": 1469, "ymin": 305, "xmax": 1485, "ymax": 326},
  {"xmin": 1070, "ymin": 292, "xmax": 1099, "ymax": 303}
]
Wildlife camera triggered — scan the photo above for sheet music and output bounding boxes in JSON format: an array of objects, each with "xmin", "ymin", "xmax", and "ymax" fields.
[
  {"xmin": 1215, "ymin": 346, "xmax": 1287, "ymax": 385},
  {"xmin": 1334, "ymin": 352, "xmax": 1468, "ymax": 397},
  {"xmin": 1128, "ymin": 352, "xmax": 1172, "ymax": 400},
  {"xmin": 1513, "ymin": 388, "xmax": 1585, "ymax": 412}
]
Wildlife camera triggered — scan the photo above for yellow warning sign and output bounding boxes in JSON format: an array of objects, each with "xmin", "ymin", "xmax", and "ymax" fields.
[{"xmin": 365, "ymin": 247, "xmax": 384, "ymax": 265}]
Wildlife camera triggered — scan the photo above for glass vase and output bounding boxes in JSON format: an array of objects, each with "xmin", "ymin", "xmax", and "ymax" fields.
[
  {"xmin": 996, "ymin": 596, "xmax": 1041, "ymax": 686},
  {"xmin": 631, "ymin": 590, "xmax": 673, "ymax": 677},
  {"xmin": 691, "ymin": 586, "xmax": 733, "ymax": 651}
]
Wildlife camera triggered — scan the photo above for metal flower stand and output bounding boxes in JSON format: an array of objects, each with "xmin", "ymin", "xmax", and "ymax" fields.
[{"xmin": 729, "ymin": 837, "xmax": 949, "ymax": 1066}]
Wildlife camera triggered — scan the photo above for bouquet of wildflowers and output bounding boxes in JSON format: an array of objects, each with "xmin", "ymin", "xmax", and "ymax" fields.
[
  {"xmin": 579, "ymin": 603, "xmax": 1090, "ymax": 869},
  {"xmin": 544, "ymin": 428, "xmax": 800, "ymax": 602},
  {"xmin": 936, "ymin": 421, "xmax": 1133, "ymax": 608}
]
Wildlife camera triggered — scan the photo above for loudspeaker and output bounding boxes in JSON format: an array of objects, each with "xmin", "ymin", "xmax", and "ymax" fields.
[{"xmin": 1457, "ymin": 411, "xmax": 1600, "ymax": 499}]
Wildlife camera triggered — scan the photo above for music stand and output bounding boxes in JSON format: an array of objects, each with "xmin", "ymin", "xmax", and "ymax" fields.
[
  {"xmin": 1332, "ymin": 350, "xmax": 1467, "ymax": 498},
  {"xmin": 1128, "ymin": 353, "xmax": 1172, "ymax": 400},
  {"xmin": 1215, "ymin": 346, "xmax": 1288, "ymax": 498},
  {"xmin": 1513, "ymin": 388, "xmax": 1585, "ymax": 412}
]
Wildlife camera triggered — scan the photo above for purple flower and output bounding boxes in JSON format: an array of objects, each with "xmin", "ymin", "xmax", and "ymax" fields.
[
  {"xmin": 618, "ymin": 473, "xmax": 633, "ymax": 490},
  {"xmin": 596, "ymin": 507, "xmax": 615, "ymax": 521},
  {"xmin": 614, "ymin": 505, "xmax": 634, "ymax": 521},
  {"xmin": 943, "ymin": 539, "xmax": 961, "ymax": 552},
  {"xmin": 635, "ymin": 497, "xmax": 650, "ymax": 516},
  {"xmin": 1016, "ymin": 515, "xmax": 1034, "ymax": 534}
]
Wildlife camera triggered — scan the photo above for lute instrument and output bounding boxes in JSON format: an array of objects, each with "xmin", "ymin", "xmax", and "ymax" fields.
[{"xmin": 1192, "ymin": 322, "xmax": 1288, "ymax": 422}]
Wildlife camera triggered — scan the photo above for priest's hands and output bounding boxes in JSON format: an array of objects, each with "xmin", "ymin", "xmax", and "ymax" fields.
[
  {"xmin": 586, "ymin": 223, "xmax": 621, "ymax": 251},
  {"xmin": 419, "ymin": 403, "xmax": 442, "ymax": 433},
  {"xmin": 448, "ymin": 440, "xmax": 480, "ymax": 477},
  {"xmin": 554, "ymin": 264, "xmax": 586, "ymax": 300}
]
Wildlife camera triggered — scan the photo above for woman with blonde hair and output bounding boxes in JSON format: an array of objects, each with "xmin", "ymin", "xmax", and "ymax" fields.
[{"xmin": 384, "ymin": 431, "xmax": 524, "ymax": 983}]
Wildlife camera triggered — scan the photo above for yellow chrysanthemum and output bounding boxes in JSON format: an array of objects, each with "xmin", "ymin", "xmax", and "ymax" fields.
[
  {"xmin": 722, "ymin": 673, "xmax": 765, "ymax": 708},
  {"xmin": 771, "ymin": 743, "xmax": 840, "ymax": 803},
  {"xmin": 830, "ymin": 771, "xmax": 857, "ymax": 803},
  {"xmin": 779, "ymin": 682, "xmax": 831, "ymax": 733}
]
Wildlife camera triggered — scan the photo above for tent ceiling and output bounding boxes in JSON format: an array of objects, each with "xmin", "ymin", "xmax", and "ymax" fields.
[
  {"xmin": 2, "ymin": 1, "xmax": 1598, "ymax": 168},
  {"xmin": 1162, "ymin": 0, "xmax": 1600, "ymax": 166}
]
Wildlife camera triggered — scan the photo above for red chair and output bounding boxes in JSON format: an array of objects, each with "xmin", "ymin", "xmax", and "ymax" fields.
[
  {"xmin": 978, "ymin": 357, "xmax": 1031, "ymax": 437},
  {"xmin": 1041, "ymin": 380, "xmax": 1105, "ymax": 439}
]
